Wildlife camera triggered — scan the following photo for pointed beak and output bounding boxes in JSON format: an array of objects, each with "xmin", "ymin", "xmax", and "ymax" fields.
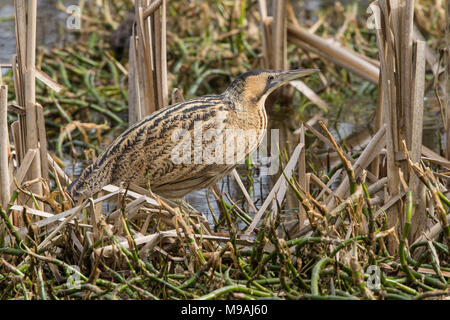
[{"xmin": 265, "ymin": 68, "xmax": 320, "ymax": 94}]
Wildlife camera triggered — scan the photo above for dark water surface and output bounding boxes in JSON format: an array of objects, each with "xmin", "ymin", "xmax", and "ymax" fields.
[{"xmin": 0, "ymin": 0, "xmax": 75, "ymax": 65}]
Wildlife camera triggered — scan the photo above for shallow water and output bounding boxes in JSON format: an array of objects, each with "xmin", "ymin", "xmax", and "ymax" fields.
[{"xmin": 0, "ymin": 0, "xmax": 74, "ymax": 65}]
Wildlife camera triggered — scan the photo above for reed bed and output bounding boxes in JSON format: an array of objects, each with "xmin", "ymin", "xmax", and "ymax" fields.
[{"xmin": 0, "ymin": 0, "xmax": 448, "ymax": 300}]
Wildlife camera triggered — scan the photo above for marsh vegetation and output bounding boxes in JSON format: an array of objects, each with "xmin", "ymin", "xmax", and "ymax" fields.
[{"xmin": 0, "ymin": 0, "xmax": 448, "ymax": 300}]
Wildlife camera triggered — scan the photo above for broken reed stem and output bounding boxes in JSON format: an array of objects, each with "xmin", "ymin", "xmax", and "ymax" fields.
[
  {"xmin": 272, "ymin": 0, "xmax": 287, "ymax": 70},
  {"xmin": 401, "ymin": 0, "xmax": 415, "ymax": 150},
  {"xmin": 142, "ymin": 0, "xmax": 162, "ymax": 19},
  {"xmin": 131, "ymin": 0, "xmax": 169, "ymax": 117},
  {"xmin": 371, "ymin": 0, "xmax": 428, "ymax": 251},
  {"xmin": 136, "ymin": 4, "xmax": 156, "ymax": 116},
  {"xmin": 409, "ymin": 40, "xmax": 427, "ymax": 240},
  {"xmin": 13, "ymin": 0, "xmax": 43, "ymax": 210},
  {"xmin": 24, "ymin": 0, "xmax": 39, "ymax": 163},
  {"xmin": 286, "ymin": 23, "xmax": 379, "ymax": 84},
  {"xmin": 0, "ymin": 85, "xmax": 10, "ymax": 209},
  {"xmin": 160, "ymin": 0, "xmax": 168, "ymax": 107}
]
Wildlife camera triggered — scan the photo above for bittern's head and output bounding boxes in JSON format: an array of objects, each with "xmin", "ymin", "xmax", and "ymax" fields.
[{"xmin": 225, "ymin": 69, "xmax": 319, "ymax": 109}]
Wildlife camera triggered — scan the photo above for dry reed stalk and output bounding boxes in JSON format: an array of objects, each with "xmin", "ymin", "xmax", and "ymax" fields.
[
  {"xmin": 14, "ymin": 1, "xmax": 26, "ymax": 97},
  {"xmin": 286, "ymin": 23, "xmax": 379, "ymax": 84},
  {"xmin": 130, "ymin": 0, "xmax": 168, "ymax": 121},
  {"xmin": 371, "ymin": 0, "xmax": 423, "ymax": 251},
  {"xmin": 142, "ymin": 0, "xmax": 162, "ymax": 19},
  {"xmin": 99, "ymin": 230, "xmax": 168, "ymax": 257},
  {"xmin": 93, "ymin": 189, "xmax": 104, "ymax": 230},
  {"xmin": 14, "ymin": 1, "xmax": 26, "ymax": 66},
  {"xmin": 152, "ymin": 2, "xmax": 164, "ymax": 108},
  {"xmin": 101, "ymin": 184, "xmax": 159, "ymax": 212},
  {"xmin": 88, "ymin": 198, "xmax": 101, "ymax": 241},
  {"xmin": 409, "ymin": 40, "xmax": 427, "ymax": 241},
  {"xmin": 231, "ymin": 169, "xmax": 258, "ymax": 214},
  {"xmin": 310, "ymin": 172, "xmax": 333, "ymax": 198},
  {"xmin": 421, "ymin": 145, "xmax": 450, "ymax": 170},
  {"xmin": 9, "ymin": 206, "xmax": 67, "ymax": 223},
  {"xmin": 412, "ymin": 24, "xmax": 439, "ymax": 74},
  {"xmin": 23, "ymin": 0, "xmax": 42, "ymax": 207},
  {"xmin": 99, "ymin": 228, "xmax": 252, "ymax": 257},
  {"xmin": 47, "ymin": 153, "xmax": 71, "ymax": 187},
  {"xmin": 36, "ymin": 105, "xmax": 49, "ymax": 186},
  {"xmin": 369, "ymin": 72, "xmax": 384, "ymax": 179},
  {"xmin": 400, "ymin": 0, "xmax": 415, "ymax": 150},
  {"xmin": 272, "ymin": 0, "xmax": 287, "ymax": 71},
  {"xmin": 128, "ymin": 29, "xmax": 142, "ymax": 124},
  {"xmin": 265, "ymin": 1, "xmax": 290, "ymax": 110},
  {"xmin": 36, "ymin": 199, "xmax": 90, "ymax": 251},
  {"xmin": 10, "ymin": 148, "xmax": 37, "ymax": 193},
  {"xmin": 107, "ymin": 196, "xmax": 147, "ymax": 221},
  {"xmin": 6, "ymin": 191, "xmax": 120, "ymax": 244},
  {"xmin": 257, "ymin": 0, "xmax": 270, "ymax": 68},
  {"xmin": 289, "ymin": 80, "xmax": 329, "ymax": 112},
  {"xmin": 160, "ymin": 0, "xmax": 168, "ymax": 107},
  {"xmin": 139, "ymin": 4, "xmax": 156, "ymax": 115},
  {"xmin": 263, "ymin": 18, "xmax": 273, "ymax": 68},
  {"xmin": 11, "ymin": 57, "xmax": 25, "ymax": 163},
  {"xmin": 0, "ymin": 85, "xmax": 10, "ymax": 209},
  {"xmin": 297, "ymin": 124, "xmax": 307, "ymax": 228},
  {"xmin": 35, "ymin": 69, "xmax": 63, "ymax": 93}
]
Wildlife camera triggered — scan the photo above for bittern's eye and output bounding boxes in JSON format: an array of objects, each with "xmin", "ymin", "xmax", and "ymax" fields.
[{"xmin": 267, "ymin": 75, "xmax": 274, "ymax": 81}]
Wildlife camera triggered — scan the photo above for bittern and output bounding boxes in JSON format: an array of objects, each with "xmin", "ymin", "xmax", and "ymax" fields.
[{"xmin": 69, "ymin": 69, "xmax": 318, "ymax": 203}]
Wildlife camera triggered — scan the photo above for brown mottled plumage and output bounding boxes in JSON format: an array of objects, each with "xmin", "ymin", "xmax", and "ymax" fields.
[{"xmin": 69, "ymin": 69, "xmax": 318, "ymax": 202}]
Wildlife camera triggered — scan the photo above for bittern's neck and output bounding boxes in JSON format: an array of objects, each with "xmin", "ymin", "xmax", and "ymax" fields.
[
  {"xmin": 223, "ymin": 83, "xmax": 265, "ymax": 113},
  {"xmin": 224, "ymin": 77, "xmax": 244, "ymax": 100}
]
